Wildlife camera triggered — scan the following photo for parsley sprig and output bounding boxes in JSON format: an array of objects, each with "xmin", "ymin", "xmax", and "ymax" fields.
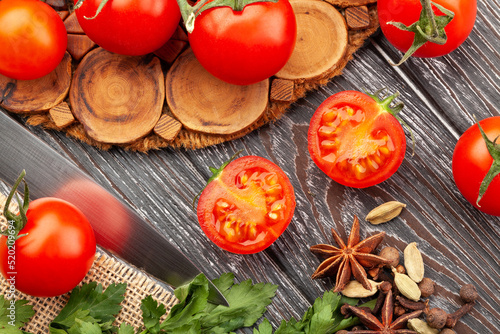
[{"xmin": 1, "ymin": 273, "xmax": 373, "ymax": 333}]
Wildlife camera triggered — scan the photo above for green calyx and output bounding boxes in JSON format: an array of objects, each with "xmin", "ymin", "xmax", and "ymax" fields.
[
  {"xmin": 388, "ymin": 0, "xmax": 455, "ymax": 66},
  {"xmin": 475, "ymin": 118, "xmax": 500, "ymax": 206},
  {"xmin": 367, "ymin": 88, "xmax": 416, "ymax": 155},
  {"xmin": 1, "ymin": 170, "xmax": 30, "ymax": 241},
  {"xmin": 192, "ymin": 150, "xmax": 243, "ymax": 210},
  {"xmin": 177, "ymin": 0, "xmax": 278, "ymax": 33}
]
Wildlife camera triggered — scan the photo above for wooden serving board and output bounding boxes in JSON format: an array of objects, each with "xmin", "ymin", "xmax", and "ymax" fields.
[{"xmin": 0, "ymin": 0, "xmax": 379, "ymax": 152}]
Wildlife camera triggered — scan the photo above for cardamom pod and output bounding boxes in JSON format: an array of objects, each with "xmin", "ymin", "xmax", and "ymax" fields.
[
  {"xmin": 365, "ymin": 201, "xmax": 406, "ymax": 225},
  {"xmin": 340, "ymin": 279, "xmax": 382, "ymax": 298},
  {"xmin": 408, "ymin": 318, "xmax": 439, "ymax": 334},
  {"xmin": 393, "ymin": 268, "xmax": 421, "ymax": 301},
  {"xmin": 404, "ymin": 242, "xmax": 425, "ymax": 283}
]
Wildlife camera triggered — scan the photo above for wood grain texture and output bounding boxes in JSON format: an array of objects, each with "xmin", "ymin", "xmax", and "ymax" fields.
[{"xmin": 0, "ymin": 1, "xmax": 498, "ymax": 333}]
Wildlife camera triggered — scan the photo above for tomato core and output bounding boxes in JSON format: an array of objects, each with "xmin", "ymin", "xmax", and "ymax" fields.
[
  {"xmin": 211, "ymin": 168, "xmax": 286, "ymax": 246},
  {"xmin": 316, "ymin": 106, "xmax": 396, "ymax": 181}
]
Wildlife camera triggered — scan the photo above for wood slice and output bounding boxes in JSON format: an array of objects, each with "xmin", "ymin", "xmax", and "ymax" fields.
[
  {"xmin": 70, "ymin": 48, "xmax": 164, "ymax": 144},
  {"xmin": 275, "ymin": 0, "xmax": 348, "ymax": 80},
  {"xmin": 0, "ymin": 52, "xmax": 72, "ymax": 113},
  {"xmin": 165, "ymin": 48, "xmax": 269, "ymax": 135}
]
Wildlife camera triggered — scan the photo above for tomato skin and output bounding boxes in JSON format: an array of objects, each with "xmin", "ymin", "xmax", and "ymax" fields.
[
  {"xmin": 377, "ymin": 0, "xmax": 477, "ymax": 58},
  {"xmin": 0, "ymin": 0, "xmax": 67, "ymax": 80},
  {"xmin": 75, "ymin": 0, "xmax": 181, "ymax": 56},
  {"xmin": 189, "ymin": 0, "xmax": 296, "ymax": 85},
  {"xmin": 0, "ymin": 198, "xmax": 96, "ymax": 297},
  {"xmin": 452, "ymin": 117, "xmax": 500, "ymax": 216},
  {"xmin": 197, "ymin": 156, "xmax": 296, "ymax": 254},
  {"xmin": 308, "ymin": 91, "xmax": 406, "ymax": 188}
]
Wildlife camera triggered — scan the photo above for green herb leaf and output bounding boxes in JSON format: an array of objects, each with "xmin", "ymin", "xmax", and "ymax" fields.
[
  {"xmin": 117, "ymin": 323, "xmax": 136, "ymax": 334},
  {"xmin": 50, "ymin": 282, "xmax": 126, "ymax": 332},
  {"xmin": 0, "ymin": 295, "xmax": 35, "ymax": 333}
]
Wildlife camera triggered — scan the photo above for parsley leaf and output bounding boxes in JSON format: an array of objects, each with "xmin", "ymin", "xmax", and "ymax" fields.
[
  {"xmin": 49, "ymin": 282, "xmax": 126, "ymax": 333},
  {"xmin": 0, "ymin": 295, "xmax": 34, "ymax": 334},
  {"xmin": 141, "ymin": 273, "xmax": 277, "ymax": 334}
]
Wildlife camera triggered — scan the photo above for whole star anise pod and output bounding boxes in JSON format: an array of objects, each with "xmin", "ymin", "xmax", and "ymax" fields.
[
  {"xmin": 310, "ymin": 215, "xmax": 391, "ymax": 292},
  {"xmin": 342, "ymin": 290, "xmax": 423, "ymax": 333}
]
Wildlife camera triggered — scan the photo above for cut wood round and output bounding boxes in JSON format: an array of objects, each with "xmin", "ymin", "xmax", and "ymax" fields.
[
  {"xmin": 0, "ymin": 52, "xmax": 72, "ymax": 113},
  {"xmin": 275, "ymin": 0, "xmax": 348, "ymax": 80},
  {"xmin": 165, "ymin": 48, "xmax": 269, "ymax": 135},
  {"xmin": 70, "ymin": 47, "xmax": 164, "ymax": 144}
]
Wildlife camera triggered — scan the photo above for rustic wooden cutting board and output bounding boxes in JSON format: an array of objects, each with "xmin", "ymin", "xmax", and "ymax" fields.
[{"xmin": 0, "ymin": 0, "xmax": 379, "ymax": 151}]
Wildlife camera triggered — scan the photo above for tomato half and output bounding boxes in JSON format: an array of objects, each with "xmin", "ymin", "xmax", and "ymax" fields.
[
  {"xmin": 308, "ymin": 91, "xmax": 407, "ymax": 188},
  {"xmin": 188, "ymin": 0, "xmax": 296, "ymax": 85},
  {"xmin": 0, "ymin": 197, "xmax": 96, "ymax": 297},
  {"xmin": 452, "ymin": 116, "xmax": 500, "ymax": 216},
  {"xmin": 197, "ymin": 156, "xmax": 296, "ymax": 254},
  {"xmin": 377, "ymin": 0, "xmax": 477, "ymax": 58},
  {"xmin": 75, "ymin": 0, "xmax": 181, "ymax": 56},
  {"xmin": 0, "ymin": 0, "xmax": 67, "ymax": 80}
]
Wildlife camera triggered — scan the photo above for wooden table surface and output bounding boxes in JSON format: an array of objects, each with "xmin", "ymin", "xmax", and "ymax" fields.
[{"xmin": 1, "ymin": 1, "xmax": 499, "ymax": 333}]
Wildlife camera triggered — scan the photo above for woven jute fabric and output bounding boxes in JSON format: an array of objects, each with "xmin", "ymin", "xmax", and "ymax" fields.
[
  {"xmin": 0, "ymin": 194, "xmax": 178, "ymax": 333},
  {"xmin": 21, "ymin": 5, "xmax": 379, "ymax": 152}
]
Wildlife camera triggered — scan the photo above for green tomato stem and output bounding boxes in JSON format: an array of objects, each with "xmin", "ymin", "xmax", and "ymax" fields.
[
  {"xmin": 175, "ymin": 0, "xmax": 279, "ymax": 33},
  {"xmin": 367, "ymin": 89, "xmax": 416, "ymax": 155},
  {"xmin": 387, "ymin": 0, "xmax": 455, "ymax": 66},
  {"xmin": 474, "ymin": 117, "xmax": 500, "ymax": 206},
  {"xmin": 2, "ymin": 170, "xmax": 30, "ymax": 241}
]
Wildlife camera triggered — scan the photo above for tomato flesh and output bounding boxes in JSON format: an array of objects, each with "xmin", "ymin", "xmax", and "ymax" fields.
[
  {"xmin": 308, "ymin": 91, "xmax": 406, "ymax": 188},
  {"xmin": 198, "ymin": 156, "xmax": 295, "ymax": 254}
]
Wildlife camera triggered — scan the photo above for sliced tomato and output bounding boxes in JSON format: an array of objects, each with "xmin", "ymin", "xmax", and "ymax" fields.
[
  {"xmin": 197, "ymin": 155, "xmax": 296, "ymax": 254},
  {"xmin": 308, "ymin": 90, "xmax": 407, "ymax": 188}
]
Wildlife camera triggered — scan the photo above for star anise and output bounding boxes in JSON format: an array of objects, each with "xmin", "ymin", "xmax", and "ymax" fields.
[
  {"xmin": 310, "ymin": 215, "xmax": 391, "ymax": 292},
  {"xmin": 342, "ymin": 290, "xmax": 423, "ymax": 333}
]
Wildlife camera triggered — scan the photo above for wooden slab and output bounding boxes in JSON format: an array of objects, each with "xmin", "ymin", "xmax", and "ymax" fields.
[
  {"xmin": 0, "ymin": 52, "xmax": 72, "ymax": 113},
  {"xmin": 276, "ymin": 0, "xmax": 348, "ymax": 80},
  {"xmin": 165, "ymin": 48, "xmax": 269, "ymax": 135},
  {"xmin": 69, "ymin": 48, "xmax": 164, "ymax": 144}
]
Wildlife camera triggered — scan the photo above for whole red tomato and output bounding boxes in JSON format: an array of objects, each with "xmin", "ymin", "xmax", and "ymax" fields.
[
  {"xmin": 378, "ymin": 0, "xmax": 477, "ymax": 58},
  {"xmin": 197, "ymin": 155, "xmax": 296, "ymax": 254},
  {"xmin": 188, "ymin": 0, "xmax": 296, "ymax": 85},
  {"xmin": 0, "ymin": 0, "xmax": 67, "ymax": 80},
  {"xmin": 0, "ymin": 174, "xmax": 96, "ymax": 297},
  {"xmin": 75, "ymin": 0, "xmax": 181, "ymax": 56},
  {"xmin": 452, "ymin": 117, "xmax": 500, "ymax": 216},
  {"xmin": 308, "ymin": 90, "xmax": 407, "ymax": 188}
]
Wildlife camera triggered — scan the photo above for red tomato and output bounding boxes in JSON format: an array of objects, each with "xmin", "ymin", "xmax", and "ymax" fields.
[
  {"xmin": 377, "ymin": 0, "xmax": 477, "ymax": 58},
  {"xmin": 75, "ymin": 0, "xmax": 181, "ymax": 56},
  {"xmin": 308, "ymin": 91, "xmax": 407, "ymax": 188},
  {"xmin": 0, "ymin": 0, "xmax": 67, "ymax": 80},
  {"xmin": 452, "ymin": 117, "xmax": 500, "ymax": 216},
  {"xmin": 197, "ymin": 156, "xmax": 296, "ymax": 254},
  {"xmin": 188, "ymin": 0, "xmax": 296, "ymax": 85},
  {"xmin": 0, "ymin": 197, "xmax": 96, "ymax": 297}
]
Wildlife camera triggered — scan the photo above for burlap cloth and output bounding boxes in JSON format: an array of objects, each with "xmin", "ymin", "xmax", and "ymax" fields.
[
  {"xmin": 22, "ymin": 4, "xmax": 379, "ymax": 152},
  {"xmin": 0, "ymin": 194, "xmax": 178, "ymax": 333}
]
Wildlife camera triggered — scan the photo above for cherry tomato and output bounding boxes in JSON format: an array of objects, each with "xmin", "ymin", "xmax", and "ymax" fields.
[
  {"xmin": 308, "ymin": 91, "xmax": 407, "ymax": 188},
  {"xmin": 0, "ymin": 0, "xmax": 67, "ymax": 80},
  {"xmin": 197, "ymin": 155, "xmax": 296, "ymax": 254},
  {"xmin": 188, "ymin": 0, "xmax": 296, "ymax": 85},
  {"xmin": 0, "ymin": 195, "xmax": 96, "ymax": 297},
  {"xmin": 377, "ymin": 0, "xmax": 477, "ymax": 58},
  {"xmin": 452, "ymin": 116, "xmax": 500, "ymax": 216},
  {"xmin": 75, "ymin": 0, "xmax": 181, "ymax": 56}
]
